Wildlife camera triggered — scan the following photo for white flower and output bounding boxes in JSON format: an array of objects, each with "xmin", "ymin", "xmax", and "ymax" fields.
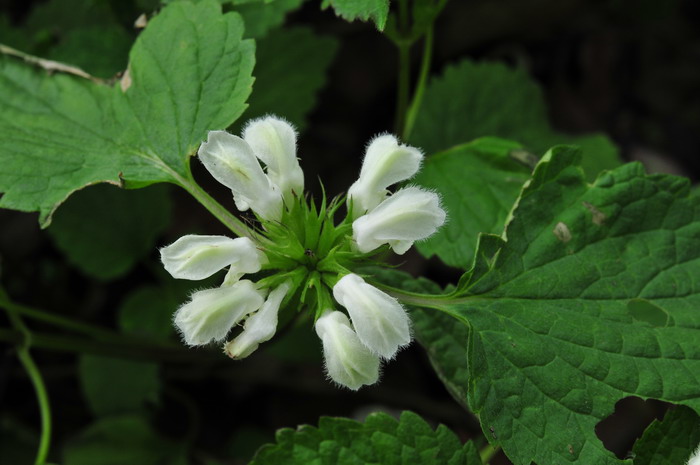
[
  {"xmin": 198, "ymin": 130, "xmax": 283, "ymax": 221},
  {"xmin": 160, "ymin": 235, "xmax": 266, "ymax": 281},
  {"xmin": 314, "ymin": 310, "xmax": 380, "ymax": 390},
  {"xmin": 347, "ymin": 134, "xmax": 423, "ymax": 218},
  {"xmin": 243, "ymin": 116, "xmax": 304, "ymax": 206},
  {"xmin": 174, "ymin": 280, "xmax": 265, "ymax": 346},
  {"xmin": 352, "ymin": 186, "xmax": 446, "ymax": 255},
  {"xmin": 224, "ymin": 281, "xmax": 291, "ymax": 359},
  {"xmin": 689, "ymin": 442, "xmax": 700, "ymax": 465},
  {"xmin": 332, "ymin": 273, "xmax": 410, "ymax": 359}
]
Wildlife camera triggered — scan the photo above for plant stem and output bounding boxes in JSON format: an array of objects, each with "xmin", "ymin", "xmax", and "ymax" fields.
[
  {"xmin": 2, "ymin": 290, "xmax": 52, "ymax": 465},
  {"xmin": 479, "ymin": 443, "xmax": 501, "ymax": 463},
  {"xmin": 402, "ymin": 25, "xmax": 433, "ymax": 140}
]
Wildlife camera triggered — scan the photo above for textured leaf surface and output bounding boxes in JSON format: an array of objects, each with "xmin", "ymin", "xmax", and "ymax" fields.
[
  {"xmin": 410, "ymin": 59, "xmax": 621, "ymax": 180},
  {"xmin": 632, "ymin": 406, "xmax": 700, "ymax": 465},
  {"xmin": 250, "ymin": 411, "xmax": 481, "ymax": 465},
  {"xmin": 63, "ymin": 415, "xmax": 186, "ymax": 465},
  {"xmin": 78, "ymin": 355, "xmax": 160, "ymax": 417},
  {"xmin": 321, "ymin": 0, "xmax": 389, "ymax": 30},
  {"xmin": 415, "ymin": 147, "xmax": 700, "ymax": 464},
  {"xmin": 47, "ymin": 184, "xmax": 171, "ymax": 280},
  {"xmin": 0, "ymin": 0, "xmax": 254, "ymax": 226},
  {"xmin": 240, "ymin": 26, "xmax": 338, "ymax": 131},
  {"xmin": 413, "ymin": 137, "xmax": 532, "ymax": 269}
]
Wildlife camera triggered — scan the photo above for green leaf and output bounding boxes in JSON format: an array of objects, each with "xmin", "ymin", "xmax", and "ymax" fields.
[
  {"xmin": 0, "ymin": 0, "xmax": 254, "ymax": 226},
  {"xmin": 78, "ymin": 355, "xmax": 160, "ymax": 417},
  {"xmin": 118, "ymin": 286, "xmax": 180, "ymax": 342},
  {"xmin": 47, "ymin": 184, "xmax": 171, "ymax": 281},
  {"xmin": 250, "ymin": 410, "xmax": 482, "ymax": 465},
  {"xmin": 417, "ymin": 147, "xmax": 700, "ymax": 464},
  {"xmin": 413, "ymin": 137, "xmax": 532, "ymax": 269},
  {"xmin": 48, "ymin": 25, "xmax": 133, "ymax": 78},
  {"xmin": 632, "ymin": 406, "xmax": 700, "ymax": 465},
  {"xmin": 410, "ymin": 59, "xmax": 621, "ymax": 180},
  {"xmin": 234, "ymin": 0, "xmax": 305, "ymax": 39},
  {"xmin": 240, "ymin": 26, "xmax": 338, "ymax": 132},
  {"xmin": 321, "ymin": 0, "xmax": 389, "ymax": 30},
  {"xmin": 63, "ymin": 415, "xmax": 187, "ymax": 465}
]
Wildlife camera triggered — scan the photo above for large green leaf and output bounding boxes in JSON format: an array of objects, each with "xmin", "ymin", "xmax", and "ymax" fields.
[
  {"xmin": 47, "ymin": 184, "xmax": 171, "ymax": 280},
  {"xmin": 0, "ymin": 0, "xmax": 254, "ymax": 226},
  {"xmin": 240, "ymin": 26, "xmax": 338, "ymax": 131},
  {"xmin": 321, "ymin": 0, "xmax": 389, "ymax": 30},
  {"xmin": 249, "ymin": 411, "xmax": 482, "ymax": 465},
  {"xmin": 413, "ymin": 137, "xmax": 532, "ymax": 269},
  {"xmin": 410, "ymin": 59, "xmax": 621, "ymax": 180},
  {"xmin": 632, "ymin": 406, "xmax": 700, "ymax": 465},
  {"xmin": 415, "ymin": 147, "xmax": 700, "ymax": 464},
  {"xmin": 234, "ymin": 0, "xmax": 306, "ymax": 39}
]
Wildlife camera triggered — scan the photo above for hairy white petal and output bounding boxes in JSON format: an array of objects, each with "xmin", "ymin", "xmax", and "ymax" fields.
[
  {"xmin": 348, "ymin": 134, "xmax": 423, "ymax": 218},
  {"xmin": 332, "ymin": 274, "xmax": 411, "ymax": 359},
  {"xmin": 198, "ymin": 130, "xmax": 282, "ymax": 221},
  {"xmin": 352, "ymin": 186, "xmax": 446, "ymax": 254},
  {"xmin": 173, "ymin": 280, "xmax": 265, "ymax": 346},
  {"xmin": 315, "ymin": 310, "xmax": 380, "ymax": 390},
  {"xmin": 243, "ymin": 116, "xmax": 304, "ymax": 204},
  {"xmin": 224, "ymin": 281, "xmax": 291, "ymax": 359},
  {"xmin": 161, "ymin": 235, "xmax": 265, "ymax": 281},
  {"xmin": 689, "ymin": 442, "xmax": 700, "ymax": 465}
]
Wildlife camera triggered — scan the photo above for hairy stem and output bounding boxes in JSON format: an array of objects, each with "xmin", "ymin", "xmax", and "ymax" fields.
[{"xmin": 402, "ymin": 25, "xmax": 433, "ymax": 140}]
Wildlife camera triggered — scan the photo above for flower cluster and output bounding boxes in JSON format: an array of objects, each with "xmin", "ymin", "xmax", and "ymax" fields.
[{"xmin": 160, "ymin": 116, "xmax": 446, "ymax": 390}]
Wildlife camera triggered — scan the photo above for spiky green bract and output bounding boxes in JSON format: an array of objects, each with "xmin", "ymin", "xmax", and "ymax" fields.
[
  {"xmin": 250, "ymin": 410, "xmax": 483, "ymax": 465},
  {"xmin": 252, "ymin": 194, "xmax": 387, "ymax": 320}
]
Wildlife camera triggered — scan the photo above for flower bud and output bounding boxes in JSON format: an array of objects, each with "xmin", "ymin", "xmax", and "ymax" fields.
[
  {"xmin": 332, "ymin": 274, "xmax": 410, "ymax": 359},
  {"xmin": 198, "ymin": 130, "xmax": 282, "ymax": 221},
  {"xmin": 314, "ymin": 310, "xmax": 380, "ymax": 390},
  {"xmin": 243, "ymin": 116, "xmax": 304, "ymax": 205},
  {"xmin": 352, "ymin": 186, "xmax": 446, "ymax": 255},
  {"xmin": 347, "ymin": 134, "xmax": 423, "ymax": 218},
  {"xmin": 160, "ymin": 235, "xmax": 266, "ymax": 281},
  {"xmin": 224, "ymin": 281, "xmax": 290, "ymax": 359},
  {"xmin": 174, "ymin": 280, "xmax": 265, "ymax": 346}
]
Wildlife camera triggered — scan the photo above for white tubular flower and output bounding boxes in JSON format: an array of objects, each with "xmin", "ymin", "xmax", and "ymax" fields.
[
  {"xmin": 332, "ymin": 274, "xmax": 410, "ymax": 359},
  {"xmin": 689, "ymin": 442, "xmax": 700, "ymax": 465},
  {"xmin": 160, "ymin": 235, "xmax": 266, "ymax": 281},
  {"xmin": 243, "ymin": 116, "xmax": 304, "ymax": 205},
  {"xmin": 352, "ymin": 186, "xmax": 446, "ymax": 255},
  {"xmin": 198, "ymin": 130, "xmax": 283, "ymax": 221},
  {"xmin": 347, "ymin": 134, "xmax": 423, "ymax": 218},
  {"xmin": 314, "ymin": 310, "xmax": 380, "ymax": 390},
  {"xmin": 224, "ymin": 281, "xmax": 291, "ymax": 359},
  {"xmin": 174, "ymin": 280, "xmax": 265, "ymax": 346}
]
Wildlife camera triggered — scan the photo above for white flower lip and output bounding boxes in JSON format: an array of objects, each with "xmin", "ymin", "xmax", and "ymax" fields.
[
  {"xmin": 198, "ymin": 130, "xmax": 283, "ymax": 221},
  {"xmin": 174, "ymin": 280, "xmax": 265, "ymax": 346},
  {"xmin": 352, "ymin": 186, "xmax": 446, "ymax": 255},
  {"xmin": 243, "ymin": 116, "xmax": 304, "ymax": 205},
  {"xmin": 224, "ymin": 281, "xmax": 291, "ymax": 359},
  {"xmin": 332, "ymin": 273, "xmax": 411, "ymax": 359},
  {"xmin": 160, "ymin": 235, "xmax": 265, "ymax": 281},
  {"xmin": 348, "ymin": 134, "xmax": 423, "ymax": 218},
  {"xmin": 315, "ymin": 310, "xmax": 380, "ymax": 390}
]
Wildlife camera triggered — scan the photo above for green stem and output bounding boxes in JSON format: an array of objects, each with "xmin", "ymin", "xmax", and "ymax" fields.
[
  {"xmin": 402, "ymin": 25, "xmax": 433, "ymax": 140},
  {"xmin": 479, "ymin": 443, "xmax": 501, "ymax": 463},
  {"xmin": 176, "ymin": 174, "xmax": 252, "ymax": 238},
  {"xmin": 2, "ymin": 291, "xmax": 52, "ymax": 465}
]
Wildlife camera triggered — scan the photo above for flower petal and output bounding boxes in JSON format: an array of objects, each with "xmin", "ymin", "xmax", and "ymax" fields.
[
  {"xmin": 198, "ymin": 130, "xmax": 283, "ymax": 221},
  {"xmin": 348, "ymin": 134, "xmax": 423, "ymax": 218},
  {"xmin": 224, "ymin": 281, "xmax": 290, "ymax": 359},
  {"xmin": 161, "ymin": 235, "xmax": 265, "ymax": 281},
  {"xmin": 315, "ymin": 310, "xmax": 380, "ymax": 390},
  {"xmin": 243, "ymin": 116, "xmax": 304, "ymax": 205},
  {"xmin": 332, "ymin": 273, "xmax": 411, "ymax": 359},
  {"xmin": 352, "ymin": 186, "xmax": 446, "ymax": 254},
  {"xmin": 173, "ymin": 280, "xmax": 265, "ymax": 346}
]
